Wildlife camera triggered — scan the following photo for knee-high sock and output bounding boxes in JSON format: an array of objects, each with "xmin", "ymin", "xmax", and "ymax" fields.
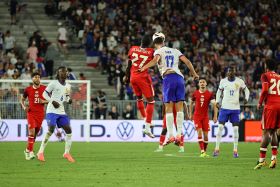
[
  {"xmin": 233, "ymin": 126, "xmax": 239, "ymax": 151},
  {"xmin": 26, "ymin": 135, "xmax": 35, "ymax": 152},
  {"xmin": 259, "ymin": 147, "xmax": 267, "ymax": 162},
  {"xmin": 38, "ymin": 131, "xmax": 52, "ymax": 153},
  {"xmin": 137, "ymin": 99, "xmax": 146, "ymax": 118},
  {"xmin": 215, "ymin": 124, "xmax": 224, "ymax": 150},
  {"xmin": 145, "ymin": 101, "xmax": 154, "ymax": 124},
  {"xmin": 204, "ymin": 137, "xmax": 209, "ymax": 151},
  {"xmin": 198, "ymin": 136, "xmax": 204, "ymax": 152},
  {"xmin": 176, "ymin": 112, "xmax": 184, "ymax": 137},
  {"xmin": 166, "ymin": 113, "xmax": 174, "ymax": 138},
  {"xmin": 64, "ymin": 134, "xmax": 72, "ymax": 154}
]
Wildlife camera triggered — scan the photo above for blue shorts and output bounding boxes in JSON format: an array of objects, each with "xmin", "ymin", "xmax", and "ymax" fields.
[
  {"xmin": 163, "ymin": 73, "xmax": 185, "ymax": 103},
  {"xmin": 218, "ymin": 109, "xmax": 240, "ymax": 123},
  {"xmin": 46, "ymin": 113, "xmax": 70, "ymax": 128}
]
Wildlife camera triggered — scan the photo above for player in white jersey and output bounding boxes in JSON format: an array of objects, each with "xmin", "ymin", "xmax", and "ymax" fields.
[
  {"xmin": 139, "ymin": 32, "xmax": 198, "ymax": 144},
  {"xmin": 213, "ymin": 66, "xmax": 250, "ymax": 158},
  {"xmin": 37, "ymin": 66, "xmax": 75, "ymax": 162}
]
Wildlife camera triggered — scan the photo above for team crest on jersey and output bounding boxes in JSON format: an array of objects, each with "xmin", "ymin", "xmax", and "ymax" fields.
[{"xmin": 234, "ymin": 83, "xmax": 239, "ymax": 89}]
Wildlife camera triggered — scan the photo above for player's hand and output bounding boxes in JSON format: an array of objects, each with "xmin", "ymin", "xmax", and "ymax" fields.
[
  {"xmin": 213, "ymin": 116, "xmax": 218, "ymax": 123},
  {"xmin": 123, "ymin": 76, "xmax": 129, "ymax": 84},
  {"xmin": 193, "ymin": 73, "xmax": 199, "ymax": 81},
  {"xmin": 137, "ymin": 67, "xmax": 144, "ymax": 72},
  {"xmin": 244, "ymin": 99, "xmax": 248, "ymax": 105},
  {"xmin": 68, "ymin": 99, "xmax": 72, "ymax": 104},
  {"xmin": 216, "ymin": 102, "xmax": 220, "ymax": 109},
  {"xmin": 24, "ymin": 106, "xmax": 29, "ymax": 113},
  {"xmin": 185, "ymin": 113, "xmax": 190, "ymax": 120},
  {"xmin": 39, "ymin": 98, "xmax": 47, "ymax": 104},
  {"xmin": 257, "ymin": 103, "xmax": 262, "ymax": 110},
  {"xmin": 52, "ymin": 101, "xmax": 60, "ymax": 108}
]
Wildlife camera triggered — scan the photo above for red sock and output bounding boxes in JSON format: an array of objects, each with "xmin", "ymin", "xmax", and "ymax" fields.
[
  {"xmin": 145, "ymin": 102, "xmax": 154, "ymax": 123},
  {"xmin": 27, "ymin": 135, "xmax": 35, "ymax": 152},
  {"xmin": 260, "ymin": 147, "xmax": 267, "ymax": 159},
  {"xmin": 272, "ymin": 147, "xmax": 278, "ymax": 156},
  {"xmin": 137, "ymin": 99, "xmax": 146, "ymax": 118},
  {"xmin": 204, "ymin": 141, "xmax": 208, "ymax": 151},
  {"xmin": 159, "ymin": 135, "xmax": 165, "ymax": 146},
  {"xmin": 198, "ymin": 136, "xmax": 204, "ymax": 152},
  {"xmin": 180, "ymin": 134, "xmax": 184, "ymax": 146}
]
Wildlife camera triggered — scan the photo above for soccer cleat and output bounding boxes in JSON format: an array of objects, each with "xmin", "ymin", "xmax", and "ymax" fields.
[
  {"xmin": 24, "ymin": 150, "xmax": 30, "ymax": 160},
  {"xmin": 154, "ymin": 147, "xmax": 163, "ymax": 152},
  {"xmin": 200, "ymin": 152, "xmax": 210, "ymax": 158},
  {"xmin": 254, "ymin": 161, "xmax": 266, "ymax": 170},
  {"xmin": 142, "ymin": 129, "xmax": 155, "ymax": 138},
  {"xmin": 163, "ymin": 136, "xmax": 175, "ymax": 146},
  {"xmin": 178, "ymin": 146, "xmax": 184, "ymax": 153},
  {"xmin": 63, "ymin": 153, "xmax": 75, "ymax": 163},
  {"xmin": 37, "ymin": 152, "xmax": 45, "ymax": 162},
  {"xmin": 233, "ymin": 151, "xmax": 239, "ymax": 158},
  {"xmin": 269, "ymin": 159, "xmax": 277, "ymax": 169},
  {"xmin": 213, "ymin": 149, "xmax": 219, "ymax": 157},
  {"xmin": 29, "ymin": 152, "xmax": 35, "ymax": 160}
]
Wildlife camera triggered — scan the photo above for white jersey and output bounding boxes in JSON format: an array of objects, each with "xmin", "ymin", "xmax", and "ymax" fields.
[
  {"xmin": 154, "ymin": 46, "xmax": 184, "ymax": 78},
  {"xmin": 43, "ymin": 80, "xmax": 71, "ymax": 115},
  {"xmin": 216, "ymin": 77, "xmax": 248, "ymax": 110}
]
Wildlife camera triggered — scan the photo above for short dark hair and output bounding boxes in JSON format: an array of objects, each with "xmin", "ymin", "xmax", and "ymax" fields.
[
  {"xmin": 31, "ymin": 72, "xmax": 41, "ymax": 78},
  {"xmin": 153, "ymin": 37, "xmax": 164, "ymax": 45},
  {"xmin": 141, "ymin": 35, "xmax": 151, "ymax": 48},
  {"xmin": 56, "ymin": 66, "xmax": 67, "ymax": 79},
  {"xmin": 265, "ymin": 59, "xmax": 276, "ymax": 71},
  {"xmin": 199, "ymin": 77, "xmax": 207, "ymax": 82}
]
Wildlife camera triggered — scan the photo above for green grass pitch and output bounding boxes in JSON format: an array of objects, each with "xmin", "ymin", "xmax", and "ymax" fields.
[{"xmin": 0, "ymin": 142, "xmax": 279, "ymax": 187}]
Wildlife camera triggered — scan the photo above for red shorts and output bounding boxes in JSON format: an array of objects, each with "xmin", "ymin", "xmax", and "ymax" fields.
[
  {"xmin": 27, "ymin": 113, "xmax": 44, "ymax": 129},
  {"xmin": 193, "ymin": 116, "xmax": 209, "ymax": 131},
  {"xmin": 130, "ymin": 76, "xmax": 154, "ymax": 98},
  {"xmin": 262, "ymin": 107, "xmax": 280, "ymax": 129}
]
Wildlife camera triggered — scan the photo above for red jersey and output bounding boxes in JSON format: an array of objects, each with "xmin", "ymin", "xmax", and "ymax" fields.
[
  {"xmin": 128, "ymin": 46, "xmax": 154, "ymax": 79},
  {"xmin": 192, "ymin": 90, "xmax": 214, "ymax": 117},
  {"xmin": 23, "ymin": 85, "xmax": 46, "ymax": 116},
  {"xmin": 260, "ymin": 71, "xmax": 280, "ymax": 108}
]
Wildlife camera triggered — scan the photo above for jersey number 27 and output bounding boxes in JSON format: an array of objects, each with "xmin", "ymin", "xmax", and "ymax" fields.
[{"xmin": 131, "ymin": 53, "xmax": 148, "ymax": 68}]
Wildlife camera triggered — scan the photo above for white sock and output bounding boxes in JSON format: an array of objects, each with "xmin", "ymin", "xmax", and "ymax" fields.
[
  {"xmin": 176, "ymin": 112, "xmax": 184, "ymax": 137},
  {"xmin": 233, "ymin": 126, "xmax": 239, "ymax": 151},
  {"xmin": 166, "ymin": 113, "xmax": 174, "ymax": 138},
  {"xmin": 215, "ymin": 124, "xmax": 224, "ymax": 150},
  {"xmin": 38, "ymin": 131, "xmax": 52, "ymax": 153},
  {"xmin": 145, "ymin": 122, "xmax": 151, "ymax": 131},
  {"xmin": 64, "ymin": 134, "xmax": 72, "ymax": 154}
]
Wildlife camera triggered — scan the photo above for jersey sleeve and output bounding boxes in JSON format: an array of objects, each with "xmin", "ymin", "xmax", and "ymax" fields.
[
  {"xmin": 128, "ymin": 47, "xmax": 132, "ymax": 58},
  {"xmin": 191, "ymin": 92, "xmax": 196, "ymax": 101},
  {"xmin": 153, "ymin": 49, "xmax": 161, "ymax": 57},
  {"xmin": 23, "ymin": 88, "xmax": 28, "ymax": 98},
  {"xmin": 240, "ymin": 79, "xmax": 247, "ymax": 89},
  {"xmin": 218, "ymin": 79, "xmax": 224, "ymax": 90},
  {"xmin": 43, "ymin": 81, "xmax": 55, "ymax": 101},
  {"xmin": 260, "ymin": 73, "xmax": 268, "ymax": 83},
  {"xmin": 175, "ymin": 49, "xmax": 183, "ymax": 58}
]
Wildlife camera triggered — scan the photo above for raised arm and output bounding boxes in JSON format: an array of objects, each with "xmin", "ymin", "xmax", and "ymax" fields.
[
  {"xmin": 179, "ymin": 55, "xmax": 199, "ymax": 80},
  {"xmin": 139, "ymin": 55, "xmax": 160, "ymax": 72}
]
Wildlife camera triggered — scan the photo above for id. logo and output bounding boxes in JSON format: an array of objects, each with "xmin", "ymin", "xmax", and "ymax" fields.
[
  {"xmin": 116, "ymin": 121, "xmax": 134, "ymax": 140},
  {"xmin": 183, "ymin": 121, "xmax": 195, "ymax": 140},
  {"xmin": 0, "ymin": 121, "xmax": 9, "ymax": 140}
]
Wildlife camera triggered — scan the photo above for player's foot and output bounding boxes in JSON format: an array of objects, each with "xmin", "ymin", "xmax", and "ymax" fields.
[
  {"xmin": 63, "ymin": 153, "xmax": 75, "ymax": 163},
  {"xmin": 29, "ymin": 151, "xmax": 35, "ymax": 160},
  {"xmin": 24, "ymin": 150, "xmax": 30, "ymax": 160},
  {"xmin": 163, "ymin": 136, "xmax": 175, "ymax": 146},
  {"xmin": 200, "ymin": 152, "xmax": 210, "ymax": 158},
  {"xmin": 254, "ymin": 161, "xmax": 266, "ymax": 170},
  {"xmin": 154, "ymin": 147, "xmax": 163, "ymax": 152},
  {"xmin": 142, "ymin": 129, "xmax": 155, "ymax": 138},
  {"xmin": 178, "ymin": 146, "xmax": 184, "ymax": 153},
  {"xmin": 37, "ymin": 152, "xmax": 45, "ymax": 162},
  {"xmin": 233, "ymin": 151, "xmax": 239, "ymax": 158},
  {"xmin": 213, "ymin": 149, "xmax": 219, "ymax": 157},
  {"xmin": 269, "ymin": 159, "xmax": 277, "ymax": 169}
]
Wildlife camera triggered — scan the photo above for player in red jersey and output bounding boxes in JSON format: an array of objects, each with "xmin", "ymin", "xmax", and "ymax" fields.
[
  {"xmin": 254, "ymin": 59, "xmax": 280, "ymax": 169},
  {"xmin": 123, "ymin": 35, "xmax": 155, "ymax": 138},
  {"xmin": 155, "ymin": 102, "xmax": 188, "ymax": 153},
  {"xmin": 20, "ymin": 72, "xmax": 47, "ymax": 160},
  {"xmin": 189, "ymin": 78, "xmax": 218, "ymax": 157}
]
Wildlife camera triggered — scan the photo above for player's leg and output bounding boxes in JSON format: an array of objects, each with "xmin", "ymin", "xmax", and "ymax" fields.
[
  {"xmin": 131, "ymin": 80, "xmax": 146, "ymax": 118},
  {"xmin": 24, "ymin": 115, "xmax": 36, "ymax": 160},
  {"xmin": 202, "ymin": 118, "xmax": 210, "ymax": 153},
  {"xmin": 37, "ymin": 114, "xmax": 56, "ymax": 161},
  {"xmin": 194, "ymin": 117, "xmax": 204, "ymax": 155},
  {"xmin": 230, "ymin": 110, "xmax": 240, "ymax": 158},
  {"xmin": 165, "ymin": 102, "xmax": 175, "ymax": 141},
  {"xmin": 155, "ymin": 126, "xmax": 167, "ymax": 152},
  {"xmin": 60, "ymin": 115, "xmax": 75, "ymax": 162},
  {"xmin": 213, "ymin": 109, "xmax": 228, "ymax": 156},
  {"xmin": 254, "ymin": 129, "xmax": 271, "ymax": 169},
  {"xmin": 269, "ymin": 130, "xmax": 278, "ymax": 168}
]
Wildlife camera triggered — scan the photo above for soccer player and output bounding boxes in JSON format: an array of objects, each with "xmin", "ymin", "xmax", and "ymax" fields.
[
  {"xmin": 37, "ymin": 66, "xmax": 75, "ymax": 162},
  {"xmin": 254, "ymin": 59, "xmax": 280, "ymax": 169},
  {"xmin": 213, "ymin": 66, "xmax": 250, "ymax": 158},
  {"xmin": 189, "ymin": 78, "xmax": 218, "ymax": 157},
  {"xmin": 155, "ymin": 102, "xmax": 188, "ymax": 153},
  {"xmin": 123, "ymin": 35, "xmax": 155, "ymax": 138},
  {"xmin": 139, "ymin": 32, "xmax": 199, "ymax": 144},
  {"xmin": 20, "ymin": 72, "xmax": 47, "ymax": 160}
]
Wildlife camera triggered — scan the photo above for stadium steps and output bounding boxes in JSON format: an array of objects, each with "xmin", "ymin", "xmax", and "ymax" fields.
[{"xmin": 1, "ymin": 0, "xmax": 117, "ymax": 99}]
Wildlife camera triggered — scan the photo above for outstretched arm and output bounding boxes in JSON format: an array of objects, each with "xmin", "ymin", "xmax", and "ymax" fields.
[
  {"xmin": 179, "ymin": 55, "xmax": 199, "ymax": 80},
  {"xmin": 123, "ymin": 60, "xmax": 132, "ymax": 84},
  {"xmin": 139, "ymin": 55, "xmax": 160, "ymax": 72}
]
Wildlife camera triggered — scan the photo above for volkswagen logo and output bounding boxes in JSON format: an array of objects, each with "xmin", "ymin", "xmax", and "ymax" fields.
[
  {"xmin": 0, "ymin": 121, "xmax": 9, "ymax": 140},
  {"xmin": 116, "ymin": 121, "xmax": 134, "ymax": 140},
  {"xmin": 183, "ymin": 121, "xmax": 195, "ymax": 140}
]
